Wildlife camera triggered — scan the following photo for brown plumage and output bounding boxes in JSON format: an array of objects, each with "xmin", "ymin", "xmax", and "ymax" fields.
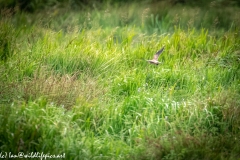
[{"xmin": 147, "ymin": 46, "xmax": 165, "ymax": 65}]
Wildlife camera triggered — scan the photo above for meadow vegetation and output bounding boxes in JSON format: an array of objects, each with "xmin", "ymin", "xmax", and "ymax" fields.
[{"xmin": 0, "ymin": 0, "xmax": 240, "ymax": 159}]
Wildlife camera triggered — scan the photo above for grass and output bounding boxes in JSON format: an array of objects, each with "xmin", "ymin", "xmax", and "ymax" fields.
[{"xmin": 0, "ymin": 1, "xmax": 240, "ymax": 159}]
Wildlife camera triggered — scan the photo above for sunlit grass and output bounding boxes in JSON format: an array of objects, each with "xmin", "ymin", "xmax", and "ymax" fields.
[{"xmin": 0, "ymin": 2, "xmax": 240, "ymax": 159}]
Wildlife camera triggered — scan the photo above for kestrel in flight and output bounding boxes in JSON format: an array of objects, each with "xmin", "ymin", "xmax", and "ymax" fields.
[{"xmin": 147, "ymin": 46, "xmax": 165, "ymax": 65}]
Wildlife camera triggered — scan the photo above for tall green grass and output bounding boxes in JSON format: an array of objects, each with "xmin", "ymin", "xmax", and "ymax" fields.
[{"xmin": 0, "ymin": 1, "xmax": 240, "ymax": 160}]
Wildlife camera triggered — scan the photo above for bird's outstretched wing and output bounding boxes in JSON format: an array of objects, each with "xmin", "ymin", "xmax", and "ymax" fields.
[{"xmin": 153, "ymin": 46, "xmax": 165, "ymax": 60}]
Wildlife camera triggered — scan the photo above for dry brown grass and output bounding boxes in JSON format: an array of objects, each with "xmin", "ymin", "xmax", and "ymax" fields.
[{"xmin": 1, "ymin": 67, "xmax": 106, "ymax": 109}]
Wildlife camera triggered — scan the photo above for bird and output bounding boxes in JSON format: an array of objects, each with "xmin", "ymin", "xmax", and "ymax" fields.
[{"xmin": 147, "ymin": 46, "xmax": 165, "ymax": 65}]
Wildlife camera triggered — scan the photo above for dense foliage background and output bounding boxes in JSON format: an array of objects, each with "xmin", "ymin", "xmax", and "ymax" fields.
[
  {"xmin": 1, "ymin": 0, "xmax": 240, "ymax": 12},
  {"xmin": 0, "ymin": 0, "xmax": 239, "ymax": 159}
]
